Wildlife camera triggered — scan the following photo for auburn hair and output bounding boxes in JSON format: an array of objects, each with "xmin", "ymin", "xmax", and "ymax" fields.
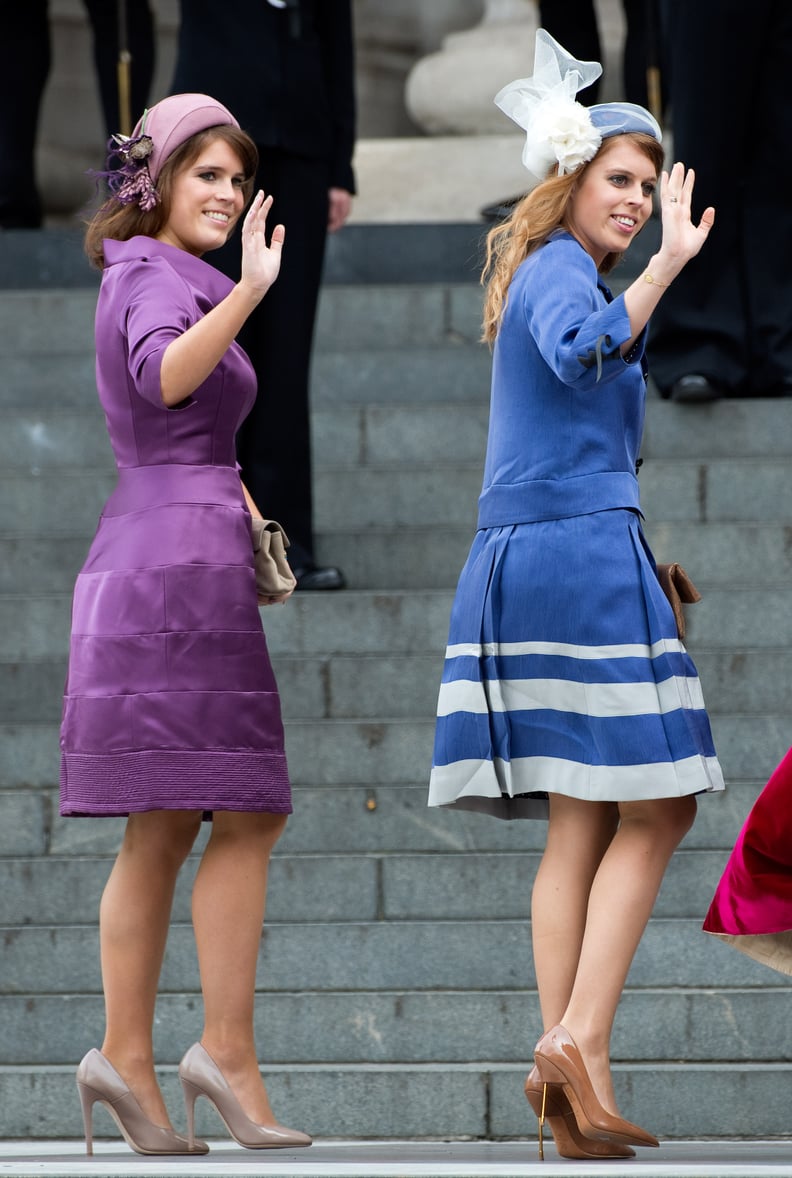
[
  {"xmin": 481, "ymin": 132, "xmax": 665, "ymax": 344},
  {"xmin": 84, "ymin": 125, "xmax": 258, "ymax": 269}
]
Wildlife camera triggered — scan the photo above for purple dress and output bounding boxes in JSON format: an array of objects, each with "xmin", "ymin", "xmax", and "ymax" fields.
[{"xmin": 59, "ymin": 236, "xmax": 291, "ymax": 817}]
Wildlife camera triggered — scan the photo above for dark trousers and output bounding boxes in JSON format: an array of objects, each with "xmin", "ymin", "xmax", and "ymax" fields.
[
  {"xmin": 0, "ymin": 0, "xmax": 154, "ymax": 227},
  {"xmin": 649, "ymin": 0, "xmax": 792, "ymax": 396},
  {"xmin": 212, "ymin": 148, "xmax": 330, "ymax": 568},
  {"xmin": 538, "ymin": 0, "xmax": 662, "ymax": 109}
]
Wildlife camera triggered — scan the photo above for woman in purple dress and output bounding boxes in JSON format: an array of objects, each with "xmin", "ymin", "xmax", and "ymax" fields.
[{"xmin": 60, "ymin": 93, "xmax": 311, "ymax": 1156}]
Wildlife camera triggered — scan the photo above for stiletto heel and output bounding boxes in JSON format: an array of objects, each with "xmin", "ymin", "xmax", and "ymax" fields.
[
  {"xmin": 75, "ymin": 1049, "xmax": 209, "ymax": 1156},
  {"xmin": 538, "ymin": 1081, "xmax": 546, "ymax": 1161},
  {"xmin": 179, "ymin": 1042, "xmax": 312, "ymax": 1150},
  {"xmin": 524, "ymin": 1067, "xmax": 636, "ymax": 1161},
  {"xmin": 77, "ymin": 1078, "xmax": 95, "ymax": 1156},
  {"xmin": 181, "ymin": 1076, "xmax": 199, "ymax": 1150},
  {"xmin": 534, "ymin": 1026, "xmax": 659, "ymax": 1149}
]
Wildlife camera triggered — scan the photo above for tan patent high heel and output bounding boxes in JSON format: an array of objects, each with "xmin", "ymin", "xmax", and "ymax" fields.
[
  {"xmin": 524, "ymin": 1067, "xmax": 636, "ymax": 1160},
  {"xmin": 534, "ymin": 1025, "xmax": 659, "ymax": 1149},
  {"xmin": 76, "ymin": 1049, "xmax": 209, "ymax": 1156},
  {"xmin": 179, "ymin": 1042, "xmax": 312, "ymax": 1150}
]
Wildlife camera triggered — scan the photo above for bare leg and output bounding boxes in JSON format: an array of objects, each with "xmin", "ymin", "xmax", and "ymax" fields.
[
  {"xmin": 100, "ymin": 809, "xmax": 203, "ymax": 1125},
  {"xmin": 560, "ymin": 795, "xmax": 697, "ymax": 1112},
  {"xmin": 532, "ymin": 796, "xmax": 619, "ymax": 1029},
  {"xmin": 192, "ymin": 810, "xmax": 288, "ymax": 1123}
]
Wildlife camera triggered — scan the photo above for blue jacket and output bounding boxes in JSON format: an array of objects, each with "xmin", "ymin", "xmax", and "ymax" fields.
[{"xmin": 478, "ymin": 231, "xmax": 647, "ymax": 529}]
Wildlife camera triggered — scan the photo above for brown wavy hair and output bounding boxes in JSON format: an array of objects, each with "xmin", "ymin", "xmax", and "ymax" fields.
[
  {"xmin": 481, "ymin": 132, "xmax": 664, "ymax": 344},
  {"xmin": 84, "ymin": 125, "xmax": 258, "ymax": 270}
]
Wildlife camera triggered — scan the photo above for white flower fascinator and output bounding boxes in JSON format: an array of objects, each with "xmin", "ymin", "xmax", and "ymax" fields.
[{"xmin": 495, "ymin": 29, "xmax": 661, "ymax": 189}]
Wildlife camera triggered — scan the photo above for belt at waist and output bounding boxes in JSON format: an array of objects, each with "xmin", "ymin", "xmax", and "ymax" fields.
[
  {"xmin": 102, "ymin": 464, "xmax": 244, "ymax": 517},
  {"xmin": 477, "ymin": 470, "xmax": 641, "ymax": 528}
]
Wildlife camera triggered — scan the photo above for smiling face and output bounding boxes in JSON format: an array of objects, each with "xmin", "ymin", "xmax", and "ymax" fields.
[
  {"xmin": 564, "ymin": 137, "xmax": 658, "ymax": 266},
  {"xmin": 156, "ymin": 136, "xmax": 247, "ymax": 256}
]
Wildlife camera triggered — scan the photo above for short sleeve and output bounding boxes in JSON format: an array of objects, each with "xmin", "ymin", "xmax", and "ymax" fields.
[{"xmin": 122, "ymin": 258, "xmax": 197, "ymax": 408}]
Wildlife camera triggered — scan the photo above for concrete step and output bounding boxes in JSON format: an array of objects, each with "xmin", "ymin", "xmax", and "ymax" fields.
[
  {"xmin": 0, "ymin": 284, "xmax": 483, "ymax": 357},
  {"xmin": 315, "ymin": 522, "xmax": 792, "ymax": 591},
  {"xmin": 0, "ymin": 846, "xmax": 736, "ymax": 928},
  {"xmin": 0, "ymin": 1060, "xmax": 789, "ymax": 1141},
  {"xmin": 0, "ymin": 1139, "xmax": 790, "ymax": 1176},
  {"xmin": 18, "ymin": 781, "xmax": 760, "ymax": 860},
  {"xmin": 312, "ymin": 346, "xmax": 489, "ymax": 405},
  {"xmin": 0, "ymin": 918, "xmax": 787, "ymax": 997},
  {"xmin": 4, "ymin": 587, "xmax": 791, "ymax": 661},
  {"xmin": 313, "ymin": 457, "xmax": 792, "ymax": 528},
  {"xmin": 0, "ymin": 713, "xmax": 789, "ymax": 790},
  {"xmin": 1, "ymin": 987, "xmax": 790, "ymax": 1066},
  {"xmin": 6, "ymin": 398, "xmax": 792, "ymax": 473},
  {"xmin": 2, "ymin": 649, "xmax": 789, "ymax": 724},
  {"xmin": 3, "ymin": 461, "xmax": 792, "ymax": 542}
]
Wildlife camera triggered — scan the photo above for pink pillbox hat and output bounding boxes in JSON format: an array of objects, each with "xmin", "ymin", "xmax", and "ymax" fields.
[{"xmin": 133, "ymin": 93, "xmax": 239, "ymax": 182}]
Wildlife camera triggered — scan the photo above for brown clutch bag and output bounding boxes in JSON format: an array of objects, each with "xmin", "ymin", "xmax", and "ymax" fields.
[
  {"xmin": 250, "ymin": 518, "xmax": 297, "ymax": 601},
  {"xmin": 656, "ymin": 562, "xmax": 701, "ymax": 641}
]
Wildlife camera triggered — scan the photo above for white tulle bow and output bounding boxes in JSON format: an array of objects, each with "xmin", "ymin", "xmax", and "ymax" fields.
[{"xmin": 494, "ymin": 28, "xmax": 603, "ymax": 185}]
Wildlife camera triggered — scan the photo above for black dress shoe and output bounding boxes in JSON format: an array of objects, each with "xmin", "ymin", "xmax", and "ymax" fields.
[
  {"xmin": 292, "ymin": 564, "xmax": 346, "ymax": 591},
  {"xmin": 669, "ymin": 374, "xmax": 722, "ymax": 403}
]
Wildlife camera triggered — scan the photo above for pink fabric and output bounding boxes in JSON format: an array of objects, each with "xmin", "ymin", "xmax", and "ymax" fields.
[
  {"xmin": 704, "ymin": 747, "xmax": 792, "ymax": 936},
  {"xmin": 133, "ymin": 93, "xmax": 238, "ymax": 182}
]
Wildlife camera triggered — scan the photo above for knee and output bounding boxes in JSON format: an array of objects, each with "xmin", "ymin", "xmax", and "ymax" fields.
[
  {"xmin": 621, "ymin": 794, "xmax": 698, "ymax": 849},
  {"xmin": 210, "ymin": 811, "xmax": 288, "ymax": 858},
  {"xmin": 122, "ymin": 810, "xmax": 203, "ymax": 870}
]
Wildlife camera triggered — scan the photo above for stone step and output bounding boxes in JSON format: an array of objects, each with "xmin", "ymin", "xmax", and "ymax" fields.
[
  {"xmin": 18, "ymin": 781, "xmax": 760, "ymax": 860},
  {"xmin": 1, "ymin": 987, "xmax": 789, "ymax": 1066},
  {"xmin": 1, "ymin": 648, "xmax": 789, "ymax": 724},
  {"xmin": 3, "ymin": 459, "xmax": 792, "ymax": 541},
  {"xmin": 312, "ymin": 347, "xmax": 489, "ymax": 405},
  {"xmin": 4, "ymin": 587, "xmax": 790, "ymax": 661},
  {"xmin": 0, "ymin": 284, "xmax": 483, "ymax": 359},
  {"xmin": 0, "ymin": 918, "xmax": 784, "ymax": 995},
  {"xmin": 5, "ymin": 399, "xmax": 792, "ymax": 472},
  {"xmin": 0, "ymin": 1060, "xmax": 789, "ymax": 1141},
  {"xmin": 0, "ymin": 847, "xmax": 737, "ymax": 928},
  {"xmin": 1, "ymin": 1140, "xmax": 790, "ymax": 1175},
  {"xmin": 0, "ymin": 346, "xmax": 490, "ymax": 410},
  {"xmin": 313, "ymin": 458, "xmax": 792, "ymax": 528},
  {"xmin": 315, "ymin": 522, "xmax": 792, "ymax": 591},
  {"xmin": 0, "ymin": 713, "xmax": 789, "ymax": 790}
]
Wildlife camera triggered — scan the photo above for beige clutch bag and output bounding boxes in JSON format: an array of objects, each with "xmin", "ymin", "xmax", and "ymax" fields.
[{"xmin": 250, "ymin": 518, "xmax": 297, "ymax": 600}]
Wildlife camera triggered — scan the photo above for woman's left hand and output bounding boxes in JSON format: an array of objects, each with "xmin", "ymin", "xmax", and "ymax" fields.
[
  {"xmin": 239, "ymin": 191, "xmax": 285, "ymax": 298},
  {"xmin": 658, "ymin": 161, "xmax": 715, "ymax": 268}
]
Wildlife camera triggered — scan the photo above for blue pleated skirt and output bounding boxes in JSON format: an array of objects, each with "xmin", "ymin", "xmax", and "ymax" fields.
[{"xmin": 429, "ymin": 508, "xmax": 724, "ymax": 819}]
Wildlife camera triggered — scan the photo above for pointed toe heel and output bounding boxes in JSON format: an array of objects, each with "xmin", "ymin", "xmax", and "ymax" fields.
[
  {"xmin": 524, "ymin": 1067, "xmax": 635, "ymax": 1161},
  {"xmin": 179, "ymin": 1042, "xmax": 312, "ymax": 1150},
  {"xmin": 76, "ymin": 1049, "xmax": 209, "ymax": 1156},
  {"xmin": 534, "ymin": 1026, "xmax": 659, "ymax": 1149}
]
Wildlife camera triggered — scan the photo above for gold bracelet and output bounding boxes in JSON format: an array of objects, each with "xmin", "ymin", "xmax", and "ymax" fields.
[{"xmin": 643, "ymin": 272, "xmax": 669, "ymax": 287}]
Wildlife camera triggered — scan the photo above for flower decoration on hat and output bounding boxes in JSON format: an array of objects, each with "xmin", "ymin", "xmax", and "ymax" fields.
[
  {"xmin": 495, "ymin": 30, "xmax": 662, "ymax": 189},
  {"xmin": 495, "ymin": 29, "xmax": 603, "ymax": 186},
  {"xmin": 102, "ymin": 127, "xmax": 159, "ymax": 212}
]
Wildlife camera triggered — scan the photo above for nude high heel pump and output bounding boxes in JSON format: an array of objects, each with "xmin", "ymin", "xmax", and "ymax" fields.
[
  {"xmin": 76, "ymin": 1049, "xmax": 209, "ymax": 1156},
  {"xmin": 524, "ymin": 1067, "xmax": 636, "ymax": 1161},
  {"xmin": 534, "ymin": 1026, "xmax": 659, "ymax": 1148},
  {"xmin": 179, "ymin": 1042, "xmax": 312, "ymax": 1149}
]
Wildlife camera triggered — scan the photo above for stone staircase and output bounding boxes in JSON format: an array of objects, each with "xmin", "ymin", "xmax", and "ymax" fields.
[{"xmin": 0, "ymin": 232, "xmax": 791, "ymax": 1143}]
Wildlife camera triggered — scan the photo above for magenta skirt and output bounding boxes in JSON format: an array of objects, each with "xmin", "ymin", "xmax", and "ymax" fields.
[
  {"xmin": 60, "ymin": 464, "xmax": 291, "ymax": 817},
  {"xmin": 703, "ymin": 747, "xmax": 792, "ymax": 975}
]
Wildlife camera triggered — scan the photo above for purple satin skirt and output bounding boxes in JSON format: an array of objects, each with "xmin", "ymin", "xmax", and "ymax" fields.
[{"xmin": 60, "ymin": 464, "xmax": 291, "ymax": 816}]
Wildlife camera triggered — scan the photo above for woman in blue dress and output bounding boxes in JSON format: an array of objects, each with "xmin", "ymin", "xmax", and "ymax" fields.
[{"xmin": 429, "ymin": 31, "xmax": 724, "ymax": 1159}]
